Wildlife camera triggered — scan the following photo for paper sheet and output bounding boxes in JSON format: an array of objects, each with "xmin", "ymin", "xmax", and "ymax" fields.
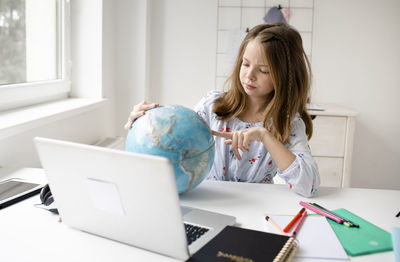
[{"xmin": 265, "ymin": 215, "xmax": 348, "ymax": 260}]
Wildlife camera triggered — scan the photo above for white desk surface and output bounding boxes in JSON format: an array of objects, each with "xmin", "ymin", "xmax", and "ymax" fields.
[{"xmin": 0, "ymin": 168, "xmax": 399, "ymax": 262}]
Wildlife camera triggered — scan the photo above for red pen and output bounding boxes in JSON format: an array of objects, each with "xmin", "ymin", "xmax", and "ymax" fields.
[
  {"xmin": 291, "ymin": 210, "xmax": 307, "ymax": 238},
  {"xmin": 284, "ymin": 208, "xmax": 305, "ymax": 233}
]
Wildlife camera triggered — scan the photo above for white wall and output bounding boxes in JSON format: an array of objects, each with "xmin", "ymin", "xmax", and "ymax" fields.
[
  {"xmin": 115, "ymin": 0, "xmax": 217, "ymax": 136},
  {"xmin": 147, "ymin": 0, "xmax": 217, "ymax": 107},
  {"xmin": 115, "ymin": 0, "xmax": 149, "ymax": 137},
  {"xmin": 114, "ymin": 0, "xmax": 400, "ymax": 189},
  {"xmin": 311, "ymin": 0, "xmax": 400, "ymax": 189}
]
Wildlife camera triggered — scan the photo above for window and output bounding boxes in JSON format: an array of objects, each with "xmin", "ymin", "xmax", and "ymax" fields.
[{"xmin": 0, "ymin": 0, "xmax": 70, "ymax": 111}]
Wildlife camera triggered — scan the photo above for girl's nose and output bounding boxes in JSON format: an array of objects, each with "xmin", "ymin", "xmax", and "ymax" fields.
[{"xmin": 247, "ymin": 68, "xmax": 256, "ymax": 81}]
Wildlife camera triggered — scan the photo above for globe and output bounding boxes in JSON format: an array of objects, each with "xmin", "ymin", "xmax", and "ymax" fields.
[{"xmin": 125, "ymin": 105, "xmax": 215, "ymax": 194}]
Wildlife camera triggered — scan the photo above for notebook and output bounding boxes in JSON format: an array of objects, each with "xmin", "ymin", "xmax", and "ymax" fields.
[
  {"xmin": 34, "ymin": 137, "xmax": 236, "ymax": 261},
  {"xmin": 188, "ymin": 226, "xmax": 297, "ymax": 262},
  {"xmin": 327, "ymin": 209, "xmax": 393, "ymax": 256}
]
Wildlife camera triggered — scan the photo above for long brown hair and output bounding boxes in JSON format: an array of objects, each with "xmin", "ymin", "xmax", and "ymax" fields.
[{"xmin": 214, "ymin": 23, "xmax": 313, "ymax": 143}]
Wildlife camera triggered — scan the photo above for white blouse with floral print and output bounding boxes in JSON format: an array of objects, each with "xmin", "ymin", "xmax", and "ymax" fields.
[{"xmin": 193, "ymin": 90, "xmax": 320, "ymax": 197}]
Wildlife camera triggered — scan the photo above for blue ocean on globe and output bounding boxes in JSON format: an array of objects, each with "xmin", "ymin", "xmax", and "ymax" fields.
[{"xmin": 125, "ymin": 105, "xmax": 215, "ymax": 194}]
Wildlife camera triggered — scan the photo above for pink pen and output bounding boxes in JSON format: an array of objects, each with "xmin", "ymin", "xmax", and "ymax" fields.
[
  {"xmin": 291, "ymin": 210, "xmax": 307, "ymax": 238},
  {"xmin": 299, "ymin": 201, "xmax": 343, "ymax": 224}
]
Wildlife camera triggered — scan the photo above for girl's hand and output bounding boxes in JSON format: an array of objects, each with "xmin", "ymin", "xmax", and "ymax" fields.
[
  {"xmin": 124, "ymin": 101, "xmax": 159, "ymax": 130},
  {"xmin": 212, "ymin": 126, "xmax": 269, "ymax": 160}
]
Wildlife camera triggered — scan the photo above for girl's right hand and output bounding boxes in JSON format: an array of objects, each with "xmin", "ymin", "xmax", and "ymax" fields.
[
  {"xmin": 124, "ymin": 100, "xmax": 159, "ymax": 130},
  {"xmin": 212, "ymin": 127, "xmax": 269, "ymax": 160}
]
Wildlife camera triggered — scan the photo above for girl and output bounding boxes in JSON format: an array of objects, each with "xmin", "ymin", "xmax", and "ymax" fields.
[{"xmin": 125, "ymin": 23, "xmax": 320, "ymax": 197}]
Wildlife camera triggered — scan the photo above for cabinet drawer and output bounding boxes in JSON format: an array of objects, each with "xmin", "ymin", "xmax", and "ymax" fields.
[
  {"xmin": 309, "ymin": 116, "xmax": 347, "ymax": 157},
  {"xmin": 315, "ymin": 157, "xmax": 343, "ymax": 187}
]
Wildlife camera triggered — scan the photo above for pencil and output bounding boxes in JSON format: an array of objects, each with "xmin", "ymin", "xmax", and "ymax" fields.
[
  {"xmin": 264, "ymin": 213, "xmax": 286, "ymax": 235},
  {"xmin": 283, "ymin": 208, "xmax": 305, "ymax": 233}
]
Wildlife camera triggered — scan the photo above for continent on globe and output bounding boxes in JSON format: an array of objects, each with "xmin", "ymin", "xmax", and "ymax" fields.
[{"xmin": 125, "ymin": 105, "xmax": 215, "ymax": 194}]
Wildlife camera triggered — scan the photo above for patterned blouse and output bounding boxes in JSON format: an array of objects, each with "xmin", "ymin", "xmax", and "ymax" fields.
[{"xmin": 193, "ymin": 90, "xmax": 320, "ymax": 197}]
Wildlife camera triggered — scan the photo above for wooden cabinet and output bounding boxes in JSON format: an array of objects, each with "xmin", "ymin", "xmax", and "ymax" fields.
[{"xmin": 308, "ymin": 104, "xmax": 358, "ymax": 187}]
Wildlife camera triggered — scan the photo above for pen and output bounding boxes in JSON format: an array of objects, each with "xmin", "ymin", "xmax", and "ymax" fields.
[
  {"xmin": 264, "ymin": 213, "xmax": 287, "ymax": 236},
  {"xmin": 299, "ymin": 201, "xmax": 343, "ymax": 224},
  {"xmin": 309, "ymin": 203, "xmax": 359, "ymax": 228},
  {"xmin": 284, "ymin": 208, "xmax": 305, "ymax": 233},
  {"xmin": 291, "ymin": 211, "xmax": 307, "ymax": 238}
]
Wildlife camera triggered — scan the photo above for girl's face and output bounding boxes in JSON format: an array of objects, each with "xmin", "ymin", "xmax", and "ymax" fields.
[{"xmin": 239, "ymin": 40, "xmax": 274, "ymax": 100}]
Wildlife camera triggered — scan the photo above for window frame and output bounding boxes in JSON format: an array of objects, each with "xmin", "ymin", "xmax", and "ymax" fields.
[{"xmin": 0, "ymin": 0, "xmax": 71, "ymax": 112}]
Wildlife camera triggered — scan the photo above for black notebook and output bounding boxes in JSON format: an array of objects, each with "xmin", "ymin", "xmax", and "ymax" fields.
[{"xmin": 187, "ymin": 226, "xmax": 297, "ymax": 262}]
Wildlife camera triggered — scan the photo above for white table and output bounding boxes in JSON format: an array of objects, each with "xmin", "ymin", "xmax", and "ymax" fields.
[{"xmin": 0, "ymin": 169, "xmax": 398, "ymax": 262}]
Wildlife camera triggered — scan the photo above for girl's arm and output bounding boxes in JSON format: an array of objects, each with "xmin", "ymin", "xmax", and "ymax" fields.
[
  {"xmin": 275, "ymin": 118, "xmax": 320, "ymax": 197},
  {"xmin": 260, "ymin": 129, "xmax": 296, "ymax": 171},
  {"xmin": 212, "ymin": 118, "xmax": 320, "ymax": 197}
]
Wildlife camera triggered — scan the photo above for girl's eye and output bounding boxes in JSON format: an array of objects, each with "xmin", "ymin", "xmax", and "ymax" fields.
[
  {"xmin": 242, "ymin": 63, "xmax": 249, "ymax": 67},
  {"xmin": 260, "ymin": 69, "xmax": 269, "ymax": 74}
]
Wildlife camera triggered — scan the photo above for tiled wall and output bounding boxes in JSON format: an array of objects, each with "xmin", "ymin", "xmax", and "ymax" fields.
[{"xmin": 215, "ymin": 0, "xmax": 314, "ymax": 90}]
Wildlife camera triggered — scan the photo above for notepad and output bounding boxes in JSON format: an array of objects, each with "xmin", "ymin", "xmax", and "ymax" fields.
[
  {"xmin": 327, "ymin": 209, "xmax": 393, "ymax": 256},
  {"xmin": 265, "ymin": 215, "xmax": 348, "ymax": 260}
]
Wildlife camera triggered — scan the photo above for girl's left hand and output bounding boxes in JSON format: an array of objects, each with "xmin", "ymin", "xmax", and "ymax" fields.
[{"xmin": 212, "ymin": 127, "xmax": 269, "ymax": 160}]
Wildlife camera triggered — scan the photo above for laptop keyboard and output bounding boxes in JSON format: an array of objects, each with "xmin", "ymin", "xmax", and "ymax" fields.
[{"xmin": 184, "ymin": 223, "xmax": 209, "ymax": 245}]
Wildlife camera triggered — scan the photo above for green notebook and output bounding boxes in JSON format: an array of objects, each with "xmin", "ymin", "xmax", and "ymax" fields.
[{"xmin": 327, "ymin": 208, "xmax": 393, "ymax": 256}]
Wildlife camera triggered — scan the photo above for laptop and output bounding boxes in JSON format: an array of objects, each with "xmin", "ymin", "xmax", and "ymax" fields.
[{"xmin": 34, "ymin": 137, "xmax": 235, "ymax": 260}]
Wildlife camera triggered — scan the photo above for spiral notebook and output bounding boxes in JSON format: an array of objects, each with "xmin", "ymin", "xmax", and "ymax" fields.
[{"xmin": 187, "ymin": 226, "xmax": 297, "ymax": 262}]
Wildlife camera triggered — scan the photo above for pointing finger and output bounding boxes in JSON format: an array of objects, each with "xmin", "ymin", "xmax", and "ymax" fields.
[{"xmin": 211, "ymin": 130, "xmax": 233, "ymax": 139}]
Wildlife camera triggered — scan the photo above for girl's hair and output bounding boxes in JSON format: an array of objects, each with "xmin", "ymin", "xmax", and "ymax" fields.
[{"xmin": 213, "ymin": 23, "xmax": 313, "ymax": 143}]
